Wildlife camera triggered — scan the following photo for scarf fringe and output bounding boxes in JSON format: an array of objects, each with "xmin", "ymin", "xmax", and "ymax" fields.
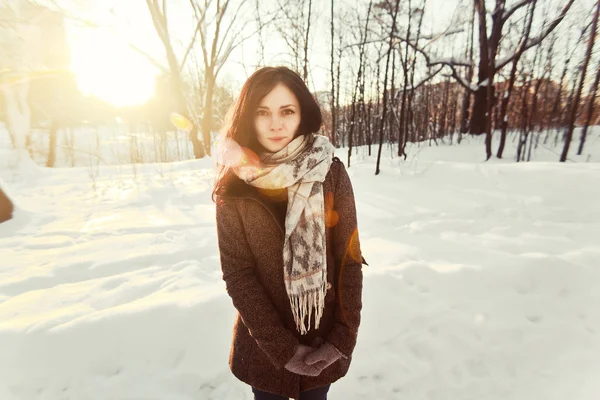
[{"xmin": 289, "ymin": 272, "xmax": 328, "ymax": 335}]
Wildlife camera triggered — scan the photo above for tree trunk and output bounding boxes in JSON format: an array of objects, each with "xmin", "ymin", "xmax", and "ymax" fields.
[
  {"xmin": 376, "ymin": 0, "xmax": 400, "ymax": 175},
  {"xmin": 460, "ymin": 7, "xmax": 476, "ymax": 134},
  {"xmin": 561, "ymin": 0, "xmax": 599, "ymax": 162},
  {"xmin": 335, "ymin": 33, "xmax": 342, "ymax": 146},
  {"xmin": 471, "ymin": 0, "xmax": 491, "ymax": 137},
  {"xmin": 578, "ymin": 58, "xmax": 600, "ymax": 155},
  {"xmin": 526, "ymin": 50, "xmax": 545, "ymax": 161},
  {"xmin": 440, "ymin": 78, "xmax": 450, "ymax": 137},
  {"xmin": 145, "ymin": 0, "xmax": 205, "ymax": 159},
  {"xmin": 347, "ymin": 0, "xmax": 372, "ymax": 166},
  {"xmin": 497, "ymin": 58, "xmax": 518, "ymax": 158},
  {"xmin": 389, "ymin": 50, "xmax": 397, "ymax": 145},
  {"xmin": 330, "ymin": 0, "xmax": 336, "ymax": 148},
  {"xmin": 397, "ymin": 0, "xmax": 412, "ymax": 157},
  {"xmin": 367, "ymin": 100, "xmax": 372, "ymax": 156},
  {"xmin": 498, "ymin": 1, "xmax": 537, "ymax": 158},
  {"xmin": 449, "ymin": 89, "xmax": 458, "ymax": 143},
  {"xmin": 201, "ymin": 66, "xmax": 216, "ymax": 157},
  {"xmin": 516, "ymin": 72, "xmax": 530, "ymax": 162},
  {"xmin": 47, "ymin": 122, "xmax": 58, "ymax": 167},
  {"xmin": 303, "ymin": 0, "xmax": 313, "ymax": 82},
  {"xmin": 404, "ymin": 0, "xmax": 426, "ymax": 154}
]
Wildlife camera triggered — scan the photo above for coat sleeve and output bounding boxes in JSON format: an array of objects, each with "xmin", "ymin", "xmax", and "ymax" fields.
[
  {"xmin": 216, "ymin": 198, "xmax": 300, "ymax": 369},
  {"xmin": 325, "ymin": 161, "xmax": 364, "ymax": 359}
]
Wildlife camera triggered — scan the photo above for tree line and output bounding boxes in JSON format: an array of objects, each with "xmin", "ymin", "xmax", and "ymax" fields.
[{"xmin": 1, "ymin": 0, "xmax": 599, "ymax": 171}]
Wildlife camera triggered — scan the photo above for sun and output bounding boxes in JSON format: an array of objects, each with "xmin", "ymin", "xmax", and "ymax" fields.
[{"xmin": 69, "ymin": 29, "xmax": 159, "ymax": 108}]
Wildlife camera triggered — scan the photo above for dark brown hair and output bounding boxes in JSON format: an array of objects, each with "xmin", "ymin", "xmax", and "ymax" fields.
[{"xmin": 212, "ymin": 66, "xmax": 322, "ymax": 200}]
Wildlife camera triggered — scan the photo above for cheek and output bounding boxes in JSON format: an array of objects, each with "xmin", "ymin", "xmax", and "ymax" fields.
[
  {"xmin": 254, "ymin": 118, "xmax": 267, "ymax": 136},
  {"xmin": 289, "ymin": 114, "xmax": 301, "ymax": 131}
]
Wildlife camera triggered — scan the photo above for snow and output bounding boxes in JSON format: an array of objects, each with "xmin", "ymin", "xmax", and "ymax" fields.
[
  {"xmin": 1, "ymin": 128, "xmax": 600, "ymax": 399},
  {"xmin": 429, "ymin": 57, "xmax": 472, "ymax": 67},
  {"xmin": 495, "ymin": 50, "xmax": 517, "ymax": 69},
  {"xmin": 453, "ymin": 74, "xmax": 479, "ymax": 92},
  {"xmin": 420, "ymin": 27, "xmax": 464, "ymax": 41}
]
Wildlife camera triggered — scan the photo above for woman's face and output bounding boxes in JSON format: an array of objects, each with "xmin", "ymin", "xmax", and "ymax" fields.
[{"xmin": 254, "ymin": 83, "xmax": 301, "ymax": 153}]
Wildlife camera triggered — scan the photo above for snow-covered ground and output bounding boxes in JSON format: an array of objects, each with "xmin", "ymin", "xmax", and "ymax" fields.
[{"xmin": 1, "ymin": 129, "xmax": 600, "ymax": 400}]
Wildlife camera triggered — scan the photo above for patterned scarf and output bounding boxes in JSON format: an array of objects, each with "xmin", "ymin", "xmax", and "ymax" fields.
[{"xmin": 234, "ymin": 134, "xmax": 335, "ymax": 334}]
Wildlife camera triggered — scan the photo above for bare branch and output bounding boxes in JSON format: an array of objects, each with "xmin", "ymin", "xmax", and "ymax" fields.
[
  {"xmin": 145, "ymin": 0, "xmax": 168, "ymax": 41},
  {"xmin": 387, "ymin": 33, "xmax": 475, "ymax": 91},
  {"xmin": 209, "ymin": 0, "xmax": 231, "ymax": 68},
  {"xmin": 179, "ymin": 23, "xmax": 201, "ymax": 73},
  {"xmin": 46, "ymin": 0, "xmax": 100, "ymax": 27},
  {"xmin": 420, "ymin": 27, "xmax": 464, "ymax": 41},
  {"xmin": 215, "ymin": 15, "xmax": 274, "ymax": 77},
  {"xmin": 197, "ymin": 12, "xmax": 211, "ymax": 70},
  {"xmin": 428, "ymin": 56, "xmax": 473, "ymax": 68},
  {"xmin": 503, "ymin": 0, "xmax": 533, "ymax": 23},
  {"xmin": 128, "ymin": 43, "xmax": 169, "ymax": 73},
  {"xmin": 179, "ymin": 0, "xmax": 213, "ymax": 72},
  {"xmin": 215, "ymin": 0, "xmax": 246, "ymax": 62},
  {"xmin": 406, "ymin": 66, "xmax": 444, "ymax": 91},
  {"xmin": 495, "ymin": 0, "xmax": 576, "ymax": 71},
  {"xmin": 448, "ymin": 64, "xmax": 479, "ymax": 92}
]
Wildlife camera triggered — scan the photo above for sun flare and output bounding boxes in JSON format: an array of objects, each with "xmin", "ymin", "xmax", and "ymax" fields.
[{"xmin": 69, "ymin": 29, "xmax": 158, "ymax": 108}]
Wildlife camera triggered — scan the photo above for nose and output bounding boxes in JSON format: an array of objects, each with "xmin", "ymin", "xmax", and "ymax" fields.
[{"xmin": 270, "ymin": 115, "xmax": 283, "ymax": 131}]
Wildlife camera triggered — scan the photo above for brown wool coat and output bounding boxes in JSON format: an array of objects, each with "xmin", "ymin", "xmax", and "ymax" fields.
[
  {"xmin": 0, "ymin": 187, "xmax": 14, "ymax": 224},
  {"xmin": 215, "ymin": 157, "xmax": 365, "ymax": 400}
]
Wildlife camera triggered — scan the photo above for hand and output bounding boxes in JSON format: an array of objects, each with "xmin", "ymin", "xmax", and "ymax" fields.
[
  {"xmin": 304, "ymin": 341, "xmax": 344, "ymax": 371},
  {"xmin": 284, "ymin": 345, "xmax": 327, "ymax": 377}
]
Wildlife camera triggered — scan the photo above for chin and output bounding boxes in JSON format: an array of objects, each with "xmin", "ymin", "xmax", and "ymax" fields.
[
  {"xmin": 261, "ymin": 139, "xmax": 293, "ymax": 153},
  {"xmin": 269, "ymin": 143, "xmax": 289, "ymax": 152}
]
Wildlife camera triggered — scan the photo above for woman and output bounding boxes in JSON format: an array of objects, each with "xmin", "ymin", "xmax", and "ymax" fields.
[{"xmin": 213, "ymin": 66, "xmax": 365, "ymax": 400}]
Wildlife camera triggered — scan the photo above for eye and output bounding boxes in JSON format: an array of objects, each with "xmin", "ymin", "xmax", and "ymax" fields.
[
  {"xmin": 256, "ymin": 110, "xmax": 268, "ymax": 116},
  {"xmin": 282, "ymin": 109, "xmax": 295, "ymax": 115}
]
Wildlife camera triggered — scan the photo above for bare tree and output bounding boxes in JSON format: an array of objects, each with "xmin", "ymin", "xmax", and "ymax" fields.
[
  {"xmin": 145, "ymin": 0, "xmax": 253, "ymax": 157},
  {"xmin": 375, "ymin": 0, "xmax": 401, "ymax": 175},
  {"xmin": 459, "ymin": 6, "xmax": 476, "ymax": 134},
  {"xmin": 497, "ymin": 0, "xmax": 537, "ymax": 159},
  {"xmin": 578, "ymin": 58, "xmax": 600, "ymax": 155},
  {"xmin": 144, "ymin": 0, "xmax": 204, "ymax": 158},
  {"xmin": 382, "ymin": 0, "xmax": 576, "ymax": 159},
  {"xmin": 275, "ymin": 0, "xmax": 313, "ymax": 77},
  {"xmin": 397, "ymin": 0, "xmax": 414, "ymax": 157},
  {"xmin": 469, "ymin": 0, "xmax": 577, "ymax": 160},
  {"xmin": 330, "ymin": 0, "xmax": 336, "ymax": 148},
  {"xmin": 546, "ymin": 27, "xmax": 577, "ymax": 145},
  {"xmin": 303, "ymin": 0, "xmax": 313, "ymax": 81},
  {"xmin": 191, "ymin": 0, "xmax": 255, "ymax": 156},
  {"xmin": 400, "ymin": 1, "xmax": 426, "ymax": 158},
  {"xmin": 345, "ymin": 1, "xmax": 373, "ymax": 162},
  {"xmin": 254, "ymin": 0, "xmax": 266, "ymax": 66},
  {"xmin": 560, "ymin": 0, "xmax": 599, "ymax": 162}
]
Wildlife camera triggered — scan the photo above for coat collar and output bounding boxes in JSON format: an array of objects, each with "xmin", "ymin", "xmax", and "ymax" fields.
[
  {"xmin": 216, "ymin": 172, "xmax": 286, "ymax": 232},
  {"xmin": 216, "ymin": 173, "xmax": 258, "ymax": 200}
]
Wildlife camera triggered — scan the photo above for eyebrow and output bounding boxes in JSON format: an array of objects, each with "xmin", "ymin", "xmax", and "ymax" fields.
[{"xmin": 257, "ymin": 104, "xmax": 296, "ymax": 110}]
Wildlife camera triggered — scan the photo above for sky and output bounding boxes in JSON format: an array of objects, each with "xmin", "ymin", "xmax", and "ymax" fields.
[
  {"xmin": 61, "ymin": 0, "xmax": 592, "ymax": 108},
  {"xmin": 66, "ymin": 0, "xmax": 166, "ymax": 107},
  {"xmin": 62, "ymin": 0, "xmax": 461, "ymax": 108}
]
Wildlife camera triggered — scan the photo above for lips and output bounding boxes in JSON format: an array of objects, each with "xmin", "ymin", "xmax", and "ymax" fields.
[{"xmin": 269, "ymin": 137, "xmax": 287, "ymax": 142}]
